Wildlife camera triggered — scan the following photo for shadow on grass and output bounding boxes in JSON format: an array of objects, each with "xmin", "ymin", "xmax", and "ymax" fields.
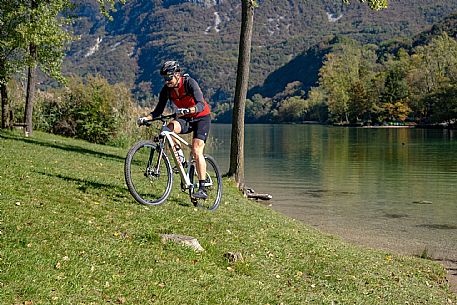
[
  {"xmin": 0, "ymin": 132, "xmax": 125, "ymax": 163},
  {"xmin": 37, "ymin": 171, "xmax": 195, "ymax": 208},
  {"xmin": 37, "ymin": 171, "xmax": 130, "ymax": 201}
]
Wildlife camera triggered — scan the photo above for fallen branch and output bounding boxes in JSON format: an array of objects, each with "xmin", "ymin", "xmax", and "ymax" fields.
[{"xmin": 244, "ymin": 187, "xmax": 272, "ymax": 201}]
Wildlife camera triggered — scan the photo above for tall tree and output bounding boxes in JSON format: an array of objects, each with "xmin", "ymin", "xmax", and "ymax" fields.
[
  {"xmin": 24, "ymin": 0, "xmax": 38, "ymax": 136},
  {"xmin": 1, "ymin": 62, "xmax": 8, "ymax": 129},
  {"xmin": 228, "ymin": 0, "xmax": 257, "ymax": 188},
  {"xmin": 228, "ymin": 0, "xmax": 388, "ymax": 187},
  {"xmin": 0, "ymin": 0, "xmax": 73, "ymax": 132},
  {"xmin": 0, "ymin": 0, "xmax": 29, "ymax": 128},
  {"xmin": 6, "ymin": 0, "xmax": 125, "ymax": 134},
  {"xmin": 408, "ymin": 32, "xmax": 457, "ymax": 120},
  {"xmin": 319, "ymin": 42, "xmax": 362, "ymax": 123}
]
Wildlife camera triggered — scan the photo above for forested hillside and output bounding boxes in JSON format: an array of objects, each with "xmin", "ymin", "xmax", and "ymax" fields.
[
  {"xmin": 230, "ymin": 16, "xmax": 457, "ymax": 126},
  {"xmin": 64, "ymin": 0, "xmax": 457, "ymax": 105},
  {"xmin": 251, "ymin": 11, "xmax": 457, "ymax": 101}
]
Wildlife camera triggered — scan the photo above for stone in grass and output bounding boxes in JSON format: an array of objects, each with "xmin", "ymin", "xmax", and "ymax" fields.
[
  {"xmin": 160, "ymin": 234, "xmax": 205, "ymax": 252},
  {"xmin": 224, "ymin": 252, "xmax": 244, "ymax": 264}
]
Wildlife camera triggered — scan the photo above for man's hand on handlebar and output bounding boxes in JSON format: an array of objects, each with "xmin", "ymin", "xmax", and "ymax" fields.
[
  {"xmin": 137, "ymin": 116, "xmax": 151, "ymax": 126},
  {"xmin": 176, "ymin": 108, "xmax": 191, "ymax": 116}
]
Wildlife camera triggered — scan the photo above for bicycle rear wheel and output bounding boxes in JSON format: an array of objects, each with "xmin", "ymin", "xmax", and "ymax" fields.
[
  {"xmin": 124, "ymin": 140, "xmax": 173, "ymax": 205},
  {"xmin": 189, "ymin": 155, "xmax": 222, "ymax": 211}
]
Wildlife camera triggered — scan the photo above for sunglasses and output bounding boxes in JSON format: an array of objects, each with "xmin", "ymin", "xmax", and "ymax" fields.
[{"xmin": 163, "ymin": 74, "xmax": 174, "ymax": 81}]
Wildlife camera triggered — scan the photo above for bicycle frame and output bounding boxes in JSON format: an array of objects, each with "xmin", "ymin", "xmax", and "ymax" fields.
[{"xmin": 158, "ymin": 122, "xmax": 195, "ymax": 189}]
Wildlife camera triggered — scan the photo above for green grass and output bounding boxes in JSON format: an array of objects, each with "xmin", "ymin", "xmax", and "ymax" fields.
[{"xmin": 0, "ymin": 129, "xmax": 456, "ymax": 305}]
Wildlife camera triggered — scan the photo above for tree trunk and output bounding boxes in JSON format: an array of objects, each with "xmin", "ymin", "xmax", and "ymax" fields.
[
  {"xmin": 24, "ymin": 0, "xmax": 38, "ymax": 136},
  {"xmin": 1, "ymin": 81, "xmax": 8, "ymax": 129},
  {"xmin": 1, "ymin": 58, "xmax": 8, "ymax": 129},
  {"xmin": 24, "ymin": 43, "xmax": 37, "ymax": 137},
  {"xmin": 228, "ymin": 0, "xmax": 255, "ymax": 188}
]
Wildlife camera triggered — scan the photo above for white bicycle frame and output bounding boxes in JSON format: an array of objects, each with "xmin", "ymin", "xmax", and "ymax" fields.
[
  {"xmin": 160, "ymin": 126, "xmax": 215, "ymax": 191},
  {"xmin": 160, "ymin": 128, "xmax": 195, "ymax": 189}
]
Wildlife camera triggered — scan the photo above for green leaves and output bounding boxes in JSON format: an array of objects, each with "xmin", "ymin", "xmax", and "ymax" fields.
[
  {"xmin": 343, "ymin": 0, "xmax": 389, "ymax": 10},
  {"xmin": 0, "ymin": 0, "xmax": 127, "ymax": 83},
  {"xmin": 96, "ymin": 0, "xmax": 127, "ymax": 20},
  {"xmin": 33, "ymin": 75, "xmax": 136, "ymax": 145},
  {"xmin": 0, "ymin": 0, "xmax": 73, "ymax": 83}
]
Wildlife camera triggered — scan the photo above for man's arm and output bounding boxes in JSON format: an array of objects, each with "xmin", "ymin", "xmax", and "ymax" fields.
[
  {"xmin": 186, "ymin": 77, "xmax": 205, "ymax": 113},
  {"xmin": 149, "ymin": 86, "xmax": 169, "ymax": 118}
]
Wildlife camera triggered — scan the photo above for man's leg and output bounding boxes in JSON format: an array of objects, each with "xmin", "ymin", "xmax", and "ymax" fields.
[
  {"xmin": 168, "ymin": 120, "xmax": 184, "ymax": 154},
  {"xmin": 192, "ymin": 138, "xmax": 206, "ymax": 180},
  {"xmin": 167, "ymin": 120, "xmax": 182, "ymax": 134},
  {"xmin": 192, "ymin": 138, "xmax": 208, "ymax": 199}
]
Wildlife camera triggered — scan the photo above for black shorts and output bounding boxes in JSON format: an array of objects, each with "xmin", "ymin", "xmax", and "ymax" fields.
[{"xmin": 175, "ymin": 114, "xmax": 211, "ymax": 142}]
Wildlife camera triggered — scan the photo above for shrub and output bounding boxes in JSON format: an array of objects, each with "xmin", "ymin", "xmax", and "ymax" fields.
[{"xmin": 34, "ymin": 75, "xmax": 145, "ymax": 146}]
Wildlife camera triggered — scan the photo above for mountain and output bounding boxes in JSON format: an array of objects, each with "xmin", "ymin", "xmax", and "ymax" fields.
[
  {"xmin": 63, "ymin": 0, "xmax": 457, "ymax": 104},
  {"xmin": 412, "ymin": 11, "xmax": 457, "ymax": 47}
]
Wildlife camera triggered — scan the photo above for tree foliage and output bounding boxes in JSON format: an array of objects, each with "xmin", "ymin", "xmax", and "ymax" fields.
[
  {"xmin": 1, "ymin": 0, "xmax": 128, "ymax": 130},
  {"xmin": 33, "ymin": 75, "xmax": 139, "ymax": 145},
  {"xmin": 301, "ymin": 32, "xmax": 457, "ymax": 126},
  {"xmin": 0, "ymin": 0, "xmax": 74, "ymax": 83}
]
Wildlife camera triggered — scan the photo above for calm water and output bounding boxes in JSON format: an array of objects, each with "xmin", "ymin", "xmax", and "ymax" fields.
[{"xmin": 206, "ymin": 124, "xmax": 457, "ymax": 260}]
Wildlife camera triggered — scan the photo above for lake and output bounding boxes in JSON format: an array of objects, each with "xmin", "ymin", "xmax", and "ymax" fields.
[{"xmin": 206, "ymin": 124, "xmax": 457, "ymax": 260}]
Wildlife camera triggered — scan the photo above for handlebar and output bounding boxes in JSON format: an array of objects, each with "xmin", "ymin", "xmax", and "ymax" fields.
[
  {"xmin": 140, "ymin": 112, "xmax": 198, "ymax": 126},
  {"xmin": 139, "ymin": 113, "xmax": 176, "ymax": 126},
  {"xmin": 150, "ymin": 113, "xmax": 176, "ymax": 122}
]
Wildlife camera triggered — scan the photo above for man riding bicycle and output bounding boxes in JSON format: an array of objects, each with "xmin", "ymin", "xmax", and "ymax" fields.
[{"xmin": 137, "ymin": 60, "xmax": 211, "ymax": 200}]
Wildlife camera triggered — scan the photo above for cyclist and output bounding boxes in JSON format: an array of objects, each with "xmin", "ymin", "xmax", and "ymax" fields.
[{"xmin": 137, "ymin": 60, "xmax": 211, "ymax": 199}]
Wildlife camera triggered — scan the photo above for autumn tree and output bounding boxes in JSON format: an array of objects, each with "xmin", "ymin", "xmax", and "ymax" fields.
[
  {"xmin": 319, "ymin": 43, "xmax": 360, "ymax": 123},
  {"xmin": 278, "ymin": 96, "xmax": 308, "ymax": 122},
  {"xmin": 1, "ymin": 0, "xmax": 126, "ymax": 133},
  {"xmin": 408, "ymin": 32, "xmax": 457, "ymax": 120}
]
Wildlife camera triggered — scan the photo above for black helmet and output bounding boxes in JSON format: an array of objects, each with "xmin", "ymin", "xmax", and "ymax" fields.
[{"xmin": 160, "ymin": 60, "xmax": 180, "ymax": 76}]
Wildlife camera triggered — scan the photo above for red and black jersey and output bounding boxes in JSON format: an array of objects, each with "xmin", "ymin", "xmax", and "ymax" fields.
[{"xmin": 151, "ymin": 75, "xmax": 210, "ymax": 119}]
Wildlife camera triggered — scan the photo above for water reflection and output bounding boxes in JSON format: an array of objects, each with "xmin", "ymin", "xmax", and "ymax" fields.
[{"xmin": 207, "ymin": 124, "xmax": 457, "ymax": 260}]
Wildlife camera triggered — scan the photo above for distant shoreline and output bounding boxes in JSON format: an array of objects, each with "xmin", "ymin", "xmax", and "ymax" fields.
[
  {"xmin": 361, "ymin": 125, "xmax": 415, "ymax": 128},
  {"xmin": 213, "ymin": 121, "xmax": 456, "ymax": 129}
]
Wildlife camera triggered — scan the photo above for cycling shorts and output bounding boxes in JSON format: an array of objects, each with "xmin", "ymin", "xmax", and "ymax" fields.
[{"xmin": 175, "ymin": 114, "xmax": 211, "ymax": 142}]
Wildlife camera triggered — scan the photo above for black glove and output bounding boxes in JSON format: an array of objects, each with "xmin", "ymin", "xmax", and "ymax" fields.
[{"xmin": 176, "ymin": 108, "xmax": 191, "ymax": 116}]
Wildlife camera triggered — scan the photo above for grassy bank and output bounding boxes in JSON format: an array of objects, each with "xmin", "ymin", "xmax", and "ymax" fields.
[{"xmin": 0, "ymin": 130, "xmax": 456, "ymax": 304}]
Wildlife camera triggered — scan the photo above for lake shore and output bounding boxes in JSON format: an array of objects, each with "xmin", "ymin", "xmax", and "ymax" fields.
[
  {"xmin": 319, "ymin": 220, "xmax": 457, "ymax": 293},
  {"xmin": 268, "ymin": 202, "xmax": 457, "ymax": 294}
]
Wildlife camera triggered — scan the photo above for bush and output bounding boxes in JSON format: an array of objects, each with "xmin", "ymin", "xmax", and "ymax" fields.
[{"xmin": 33, "ymin": 75, "xmax": 146, "ymax": 146}]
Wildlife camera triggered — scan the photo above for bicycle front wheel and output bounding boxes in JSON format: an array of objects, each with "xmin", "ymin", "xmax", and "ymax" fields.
[
  {"xmin": 190, "ymin": 155, "xmax": 222, "ymax": 211},
  {"xmin": 124, "ymin": 140, "xmax": 173, "ymax": 205}
]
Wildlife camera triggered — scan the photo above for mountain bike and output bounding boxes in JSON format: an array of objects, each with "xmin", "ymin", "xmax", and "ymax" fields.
[{"xmin": 124, "ymin": 113, "xmax": 222, "ymax": 211}]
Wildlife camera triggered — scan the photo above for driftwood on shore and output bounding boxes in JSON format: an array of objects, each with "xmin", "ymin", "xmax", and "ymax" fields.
[{"xmin": 244, "ymin": 188, "xmax": 272, "ymax": 201}]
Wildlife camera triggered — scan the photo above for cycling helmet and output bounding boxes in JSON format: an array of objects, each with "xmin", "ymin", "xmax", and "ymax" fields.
[{"xmin": 160, "ymin": 60, "xmax": 180, "ymax": 76}]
